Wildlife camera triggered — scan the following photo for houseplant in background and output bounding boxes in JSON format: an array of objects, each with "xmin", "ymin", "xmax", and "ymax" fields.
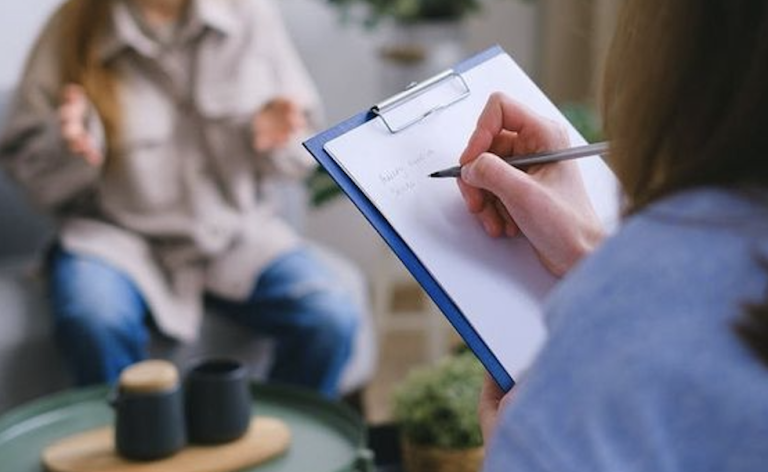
[{"xmin": 392, "ymin": 349, "xmax": 485, "ymax": 472}]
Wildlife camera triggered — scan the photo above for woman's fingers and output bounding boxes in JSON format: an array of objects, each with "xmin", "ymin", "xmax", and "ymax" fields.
[
  {"xmin": 495, "ymin": 198, "xmax": 520, "ymax": 237},
  {"xmin": 462, "ymin": 153, "xmax": 533, "ymax": 207},
  {"xmin": 460, "ymin": 93, "xmax": 566, "ymax": 166},
  {"xmin": 61, "ymin": 118, "xmax": 82, "ymax": 142},
  {"xmin": 253, "ymin": 97, "xmax": 307, "ymax": 152},
  {"xmin": 488, "ymin": 129, "xmax": 518, "ymax": 157},
  {"xmin": 60, "ymin": 84, "xmax": 89, "ymax": 147},
  {"xmin": 457, "ymin": 94, "xmax": 570, "ymax": 241},
  {"xmin": 478, "ymin": 374, "xmax": 509, "ymax": 443},
  {"xmin": 80, "ymin": 139, "xmax": 104, "ymax": 166},
  {"xmin": 458, "ymin": 178, "xmax": 507, "ymax": 238},
  {"xmin": 458, "ymin": 178, "xmax": 485, "ymax": 214},
  {"xmin": 456, "ymin": 93, "xmax": 602, "ymax": 277},
  {"xmin": 477, "ymin": 202, "xmax": 506, "ymax": 238}
]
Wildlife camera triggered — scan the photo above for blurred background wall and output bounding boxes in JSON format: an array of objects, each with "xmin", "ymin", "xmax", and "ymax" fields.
[{"xmin": 0, "ymin": 0, "xmax": 539, "ymax": 122}]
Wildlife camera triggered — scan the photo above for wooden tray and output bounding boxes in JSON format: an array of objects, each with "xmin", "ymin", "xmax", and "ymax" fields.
[{"xmin": 43, "ymin": 417, "xmax": 290, "ymax": 472}]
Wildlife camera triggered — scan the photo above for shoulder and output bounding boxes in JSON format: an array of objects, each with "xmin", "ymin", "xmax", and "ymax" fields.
[
  {"xmin": 542, "ymin": 188, "xmax": 768, "ymax": 388},
  {"xmin": 547, "ymin": 188, "xmax": 768, "ymax": 332},
  {"xmin": 485, "ymin": 188, "xmax": 768, "ymax": 472}
]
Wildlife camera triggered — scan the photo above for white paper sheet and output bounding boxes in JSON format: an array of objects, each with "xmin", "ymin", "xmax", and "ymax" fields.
[{"xmin": 324, "ymin": 53, "xmax": 620, "ymax": 379}]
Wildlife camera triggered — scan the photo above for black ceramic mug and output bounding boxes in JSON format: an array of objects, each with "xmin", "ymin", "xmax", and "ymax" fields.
[
  {"xmin": 112, "ymin": 360, "xmax": 187, "ymax": 461},
  {"xmin": 185, "ymin": 358, "xmax": 251, "ymax": 444}
]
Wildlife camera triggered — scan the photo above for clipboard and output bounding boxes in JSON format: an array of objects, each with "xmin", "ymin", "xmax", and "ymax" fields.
[{"xmin": 303, "ymin": 46, "xmax": 619, "ymax": 391}]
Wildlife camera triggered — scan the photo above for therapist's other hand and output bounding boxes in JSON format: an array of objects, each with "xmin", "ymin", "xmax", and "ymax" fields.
[
  {"xmin": 59, "ymin": 84, "xmax": 103, "ymax": 167},
  {"xmin": 253, "ymin": 97, "xmax": 307, "ymax": 153},
  {"xmin": 478, "ymin": 374, "xmax": 515, "ymax": 443},
  {"xmin": 458, "ymin": 93, "xmax": 604, "ymax": 277}
]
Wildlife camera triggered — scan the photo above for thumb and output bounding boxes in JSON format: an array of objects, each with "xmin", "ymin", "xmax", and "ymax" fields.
[{"xmin": 461, "ymin": 153, "xmax": 531, "ymax": 203}]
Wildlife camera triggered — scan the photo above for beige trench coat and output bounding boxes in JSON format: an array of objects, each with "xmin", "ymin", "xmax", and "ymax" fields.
[{"xmin": 0, "ymin": 0, "xmax": 322, "ymax": 341}]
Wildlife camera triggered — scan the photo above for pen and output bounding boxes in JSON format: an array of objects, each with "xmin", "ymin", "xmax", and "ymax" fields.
[{"xmin": 429, "ymin": 141, "xmax": 610, "ymax": 178}]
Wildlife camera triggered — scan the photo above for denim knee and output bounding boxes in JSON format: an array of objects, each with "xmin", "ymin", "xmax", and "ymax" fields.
[
  {"xmin": 54, "ymin": 294, "xmax": 146, "ymax": 348},
  {"xmin": 49, "ymin": 250, "xmax": 150, "ymax": 363},
  {"xmin": 299, "ymin": 292, "xmax": 359, "ymax": 348}
]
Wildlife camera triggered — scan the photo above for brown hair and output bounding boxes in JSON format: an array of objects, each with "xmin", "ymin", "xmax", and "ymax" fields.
[
  {"xmin": 603, "ymin": 1, "xmax": 768, "ymax": 363},
  {"xmin": 58, "ymin": 0, "xmax": 121, "ymax": 155}
]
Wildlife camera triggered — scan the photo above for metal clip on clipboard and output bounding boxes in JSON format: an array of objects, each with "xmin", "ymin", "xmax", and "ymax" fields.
[{"xmin": 372, "ymin": 69, "xmax": 471, "ymax": 134}]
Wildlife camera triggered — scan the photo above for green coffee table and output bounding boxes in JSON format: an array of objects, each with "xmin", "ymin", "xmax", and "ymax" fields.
[{"xmin": 0, "ymin": 383, "xmax": 374, "ymax": 472}]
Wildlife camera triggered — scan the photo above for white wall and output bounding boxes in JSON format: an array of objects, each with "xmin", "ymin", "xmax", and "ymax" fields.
[
  {"xmin": 280, "ymin": 0, "xmax": 538, "ymax": 123},
  {"xmin": 0, "ymin": 0, "xmax": 539, "ymax": 276},
  {"xmin": 0, "ymin": 0, "xmax": 538, "ymax": 118},
  {"xmin": 0, "ymin": 0, "xmax": 62, "ymax": 91}
]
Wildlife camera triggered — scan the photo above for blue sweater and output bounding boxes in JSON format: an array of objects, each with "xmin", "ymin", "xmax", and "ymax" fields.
[{"xmin": 485, "ymin": 189, "xmax": 768, "ymax": 472}]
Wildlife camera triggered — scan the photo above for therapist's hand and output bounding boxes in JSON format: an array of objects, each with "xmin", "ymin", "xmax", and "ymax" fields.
[
  {"xmin": 253, "ymin": 97, "xmax": 307, "ymax": 153},
  {"xmin": 458, "ymin": 93, "xmax": 604, "ymax": 277},
  {"xmin": 478, "ymin": 374, "xmax": 515, "ymax": 443}
]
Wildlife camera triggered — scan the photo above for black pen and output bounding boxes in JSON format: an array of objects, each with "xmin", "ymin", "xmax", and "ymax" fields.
[{"xmin": 429, "ymin": 141, "xmax": 610, "ymax": 178}]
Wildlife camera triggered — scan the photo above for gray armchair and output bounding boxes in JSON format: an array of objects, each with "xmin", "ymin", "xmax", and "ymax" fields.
[
  {"xmin": 0, "ymin": 90, "xmax": 377, "ymax": 414},
  {"xmin": 0, "ymin": 92, "xmax": 53, "ymax": 260}
]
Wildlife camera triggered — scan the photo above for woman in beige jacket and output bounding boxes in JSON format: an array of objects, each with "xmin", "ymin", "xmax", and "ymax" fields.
[{"xmin": 0, "ymin": 0, "xmax": 358, "ymax": 397}]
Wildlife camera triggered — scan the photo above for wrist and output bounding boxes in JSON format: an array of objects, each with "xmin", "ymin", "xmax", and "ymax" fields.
[{"xmin": 559, "ymin": 221, "xmax": 604, "ymax": 277}]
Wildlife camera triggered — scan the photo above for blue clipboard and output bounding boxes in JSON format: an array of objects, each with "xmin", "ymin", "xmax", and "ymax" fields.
[{"xmin": 303, "ymin": 46, "xmax": 515, "ymax": 391}]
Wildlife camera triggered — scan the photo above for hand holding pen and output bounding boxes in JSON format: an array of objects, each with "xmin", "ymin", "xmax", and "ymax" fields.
[{"xmin": 454, "ymin": 92, "xmax": 605, "ymax": 277}]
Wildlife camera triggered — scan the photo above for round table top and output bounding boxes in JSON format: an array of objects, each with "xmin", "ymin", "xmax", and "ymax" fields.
[{"xmin": 0, "ymin": 383, "xmax": 372, "ymax": 472}]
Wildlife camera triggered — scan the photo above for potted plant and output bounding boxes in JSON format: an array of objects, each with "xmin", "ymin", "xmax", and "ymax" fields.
[{"xmin": 392, "ymin": 350, "xmax": 486, "ymax": 472}]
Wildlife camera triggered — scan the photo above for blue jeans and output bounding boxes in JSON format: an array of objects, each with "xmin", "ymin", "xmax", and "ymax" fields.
[{"xmin": 48, "ymin": 247, "xmax": 358, "ymax": 397}]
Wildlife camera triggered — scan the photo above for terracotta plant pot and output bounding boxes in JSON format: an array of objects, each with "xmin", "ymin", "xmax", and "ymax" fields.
[{"xmin": 401, "ymin": 439, "xmax": 484, "ymax": 472}]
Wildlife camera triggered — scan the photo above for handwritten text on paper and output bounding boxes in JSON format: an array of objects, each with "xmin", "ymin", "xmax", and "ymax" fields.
[{"xmin": 377, "ymin": 149, "xmax": 437, "ymax": 198}]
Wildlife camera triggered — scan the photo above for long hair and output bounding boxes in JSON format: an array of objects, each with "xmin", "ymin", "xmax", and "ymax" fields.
[
  {"xmin": 603, "ymin": 1, "xmax": 768, "ymax": 364},
  {"xmin": 58, "ymin": 0, "xmax": 121, "ymax": 155}
]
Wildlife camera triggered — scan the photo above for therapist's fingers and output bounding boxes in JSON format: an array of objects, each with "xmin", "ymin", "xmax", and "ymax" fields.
[
  {"xmin": 457, "ymin": 95, "xmax": 567, "ymax": 222},
  {"xmin": 460, "ymin": 129, "xmax": 518, "ymax": 212},
  {"xmin": 458, "ymin": 178, "xmax": 509, "ymax": 238},
  {"xmin": 460, "ymin": 93, "xmax": 568, "ymax": 166},
  {"xmin": 462, "ymin": 152, "xmax": 534, "ymax": 204},
  {"xmin": 478, "ymin": 374, "xmax": 515, "ymax": 443},
  {"xmin": 458, "ymin": 179, "xmax": 510, "ymax": 238},
  {"xmin": 458, "ymin": 178, "xmax": 485, "ymax": 214},
  {"xmin": 477, "ymin": 202, "xmax": 506, "ymax": 238},
  {"xmin": 462, "ymin": 152, "xmax": 604, "ymax": 276},
  {"xmin": 495, "ymin": 199, "xmax": 520, "ymax": 237},
  {"xmin": 488, "ymin": 129, "xmax": 518, "ymax": 157}
]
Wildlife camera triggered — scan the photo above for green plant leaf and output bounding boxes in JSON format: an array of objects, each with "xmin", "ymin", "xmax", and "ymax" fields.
[
  {"xmin": 392, "ymin": 351, "xmax": 485, "ymax": 449},
  {"xmin": 307, "ymin": 167, "xmax": 343, "ymax": 208},
  {"xmin": 559, "ymin": 102, "xmax": 604, "ymax": 144}
]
